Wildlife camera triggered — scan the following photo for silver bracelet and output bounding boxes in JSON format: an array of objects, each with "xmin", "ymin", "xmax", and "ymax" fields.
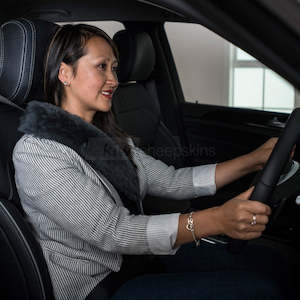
[{"xmin": 186, "ymin": 212, "xmax": 200, "ymax": 247}]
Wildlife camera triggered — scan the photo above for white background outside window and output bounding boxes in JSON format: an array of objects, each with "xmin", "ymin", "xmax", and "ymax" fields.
[
  {"xmin": 165, "ymin": 22, "xmax": 299, "ymax": 113},
  {"xmin": 230, "ymin": 48, "xmax": 295, "ymax": 113}
]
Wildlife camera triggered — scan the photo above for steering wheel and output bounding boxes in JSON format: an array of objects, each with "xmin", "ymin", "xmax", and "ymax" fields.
[{"xmin": 228, "ymin": 107, "xmax": 300, "ymax": 253}]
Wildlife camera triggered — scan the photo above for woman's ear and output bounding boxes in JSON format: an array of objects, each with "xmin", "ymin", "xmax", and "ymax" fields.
[{"xmin": 58, "ymin": 62, "xmax": 73, "ymax": 86}]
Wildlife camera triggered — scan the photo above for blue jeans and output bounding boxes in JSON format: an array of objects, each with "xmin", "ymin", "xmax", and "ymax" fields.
[{"xmin": 88, "ymin": 242, "xmax": 294, "ymax": 300}]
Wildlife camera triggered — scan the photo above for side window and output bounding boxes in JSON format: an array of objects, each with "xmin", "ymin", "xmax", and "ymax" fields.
[
  {"xmin": 165, "ymin": 22, "xmax": 298, "ymax": 113},
  {"xmin": 57, "ymin": 21, "xmax": 124, "ymax": 38},
  {"xmin": 230, "ymin": 47, "xmax": 295, "ymax": 113}
]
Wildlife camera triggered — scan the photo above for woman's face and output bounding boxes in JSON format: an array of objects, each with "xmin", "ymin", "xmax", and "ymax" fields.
[{"xmin": 61, "ymin": 36, "xmax": 118, "ymax": 123}]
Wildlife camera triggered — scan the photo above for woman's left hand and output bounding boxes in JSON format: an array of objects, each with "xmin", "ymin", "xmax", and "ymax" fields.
[
  {"xmin": 215, "ymin": 137, "xmax": 295, "ymax": 190},
  {"xmin": 250, "ymin": 137, "xmax": 278, "ymax": 171}
]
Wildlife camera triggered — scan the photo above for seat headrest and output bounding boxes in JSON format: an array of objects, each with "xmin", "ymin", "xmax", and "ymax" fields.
[
  {"xmin": 0, "ymin": 19, "xmax": 58, "ymax": 107},
  {"xmin": 113, "ymin": 30, "xmax": 155, "ymax": 83}
]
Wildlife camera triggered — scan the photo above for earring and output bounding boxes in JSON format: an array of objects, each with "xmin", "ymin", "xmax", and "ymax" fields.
[{"xmin": 63, "ymin": 81, "xmax": 69, "ymax": 86}]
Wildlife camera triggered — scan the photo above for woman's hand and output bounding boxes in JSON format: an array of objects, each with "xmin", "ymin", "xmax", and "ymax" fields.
[
  {"xmin": 215, "ymin": 187, "xmax": 271, "ymax": 240},
  {"xmin": 175, "ymin": 187, "xmax": 271, "ymax": 247},
  {"xmin": 215, "ymin": 138, "xmax": 278, "ymax": 190},
  {"xmin": 249, "ymin": 137, "xmax": 278, "ymax": 171}
]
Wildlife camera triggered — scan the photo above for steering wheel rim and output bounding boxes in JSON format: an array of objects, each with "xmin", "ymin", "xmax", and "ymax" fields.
[
  {"xmin": 228, "ymin": 108, "xmax": 300, "ymax": 253},
  {"xmin": 250, "ymin": 108, "xmax": 300, "ymax": 205}
]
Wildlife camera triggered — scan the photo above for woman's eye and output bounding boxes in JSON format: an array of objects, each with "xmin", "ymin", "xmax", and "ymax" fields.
[
  {"xmin": 112, "ymin": 66, "xmax": 119, "ymax": 73},
  {"xmin": 98, "ymin": 63, "xmax": 107, "ymax": 71}
]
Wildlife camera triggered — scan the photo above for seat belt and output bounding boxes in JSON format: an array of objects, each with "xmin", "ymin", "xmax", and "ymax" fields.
[{"xmin": 0, "ymin": 95, "xmax": 25, "ymax": 112}]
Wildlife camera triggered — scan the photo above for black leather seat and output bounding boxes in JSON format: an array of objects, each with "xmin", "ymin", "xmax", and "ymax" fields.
[
  {"xmin": 112, "ymin": 30, "xmax": 185, "ymax": 168},
  {"xmin": 0, "ymin": 18, "xmax": 58, "ymax": 300},
  {"xmin": 113, "ymin": 30, "xmax": 190, "ymax": 213}
]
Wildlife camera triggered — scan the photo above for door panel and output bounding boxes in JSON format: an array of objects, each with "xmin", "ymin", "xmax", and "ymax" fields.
[
  {"xmin": 182, "ymin": 102, "xmax": 286, "ymax": 165},
  {"xmin": 181, "ymin": 102, "xmax": 289, "ymax": 208},
  {"xmin": 181, "ymin": 103, "xmax": 300, "ymax": 247}
]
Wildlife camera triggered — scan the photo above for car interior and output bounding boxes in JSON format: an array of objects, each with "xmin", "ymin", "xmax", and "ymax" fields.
[{"xmin": 0, "ymin": 0, "xmax": 300, "ymax": 299}]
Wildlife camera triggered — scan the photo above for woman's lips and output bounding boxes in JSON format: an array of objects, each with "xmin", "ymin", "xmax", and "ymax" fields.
[{"xmin": 101, "ymin": 90, "xmax": 113, "ymax": 99}]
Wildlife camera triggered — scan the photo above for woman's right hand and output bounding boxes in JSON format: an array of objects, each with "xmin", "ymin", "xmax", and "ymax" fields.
[
  {"xmin": 215, "ymin": 188, "xmax": 272, "ymax": 240},
  {"xmin": 175, "ymin": 187, "xmax": 272, "ymax": 247}
]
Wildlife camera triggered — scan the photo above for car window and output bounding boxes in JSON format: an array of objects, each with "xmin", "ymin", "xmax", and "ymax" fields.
[
  {"xmin": 165, "ymin": 22, "xmax": 299, "ymax": 113},
  {"xmin": 57, "ymin": 21, "xmax": 124, "ymax": 38}
]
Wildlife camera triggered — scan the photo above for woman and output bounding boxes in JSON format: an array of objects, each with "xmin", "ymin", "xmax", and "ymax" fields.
[{"xmin": 13, "ymin": 24, "xmax": 287, "ymax": 300}]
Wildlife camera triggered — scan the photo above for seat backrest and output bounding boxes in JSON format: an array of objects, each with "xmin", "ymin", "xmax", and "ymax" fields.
[
  {"xmin": 113, "ymin": 30, "xmax": 185, "ymax": 168},
  {"xmin": 113, "ymin": 30, "xmax": 190, "ymax": 214},
  {"xmin": 0, "ymin": 18, "xmax": 58, "ymax": 300},
  {"xmin": 0, "ymin": 104, "xmax": 24, "ymax": 211},
  {"xmin": 0, "ymin": 198, "xmax": 54, "ymax": 299}
]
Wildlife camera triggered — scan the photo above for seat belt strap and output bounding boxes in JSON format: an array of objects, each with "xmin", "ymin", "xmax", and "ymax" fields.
[{"xmin": 0, "ymin": 95, "xmax": 25, "ymax": 111}]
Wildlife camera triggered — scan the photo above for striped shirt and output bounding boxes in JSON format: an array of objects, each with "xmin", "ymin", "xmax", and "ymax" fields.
[{"xmin": 13, "ymin": 134, "xmax": 216, "ymax": 300}]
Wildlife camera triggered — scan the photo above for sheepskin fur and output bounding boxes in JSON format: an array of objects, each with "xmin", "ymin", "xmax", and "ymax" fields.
[{"xmin": 18, "ymin": 100, "xmax": 140, "ymax": 213}]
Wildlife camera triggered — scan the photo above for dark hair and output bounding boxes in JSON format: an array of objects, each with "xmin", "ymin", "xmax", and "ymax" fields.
[{"xmin": 44, "ymin": 24, "xmax": 134, "ymax": 163}]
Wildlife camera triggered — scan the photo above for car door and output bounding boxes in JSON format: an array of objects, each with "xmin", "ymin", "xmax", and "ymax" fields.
[
  {"xmin": 148, "ymin": 13, "xmax": 300, "ymax": 247},
  {"xmin": 151, "ymin": 19, "xmax": 299, "ymax": 200},
  {"xmin": 167, "ymin": 19, "xmax": 296, "ymax": 165}
]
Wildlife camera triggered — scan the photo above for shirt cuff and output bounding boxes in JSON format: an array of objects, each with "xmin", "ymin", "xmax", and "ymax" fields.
[
  {"xmin": 192, "ymin": 163, "xmax": 217, "ymax": 197},
  {"xmin": 146, "ymin": 213, "xmax": 180, "ymax": 255}
]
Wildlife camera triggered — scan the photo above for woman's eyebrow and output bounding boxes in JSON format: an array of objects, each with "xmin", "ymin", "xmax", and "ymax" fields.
[{"xmin": 95, "ymin": 56, "xmax": 118, "ymax": 64}]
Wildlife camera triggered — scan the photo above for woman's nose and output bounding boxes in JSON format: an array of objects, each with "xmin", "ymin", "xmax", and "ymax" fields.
[{"xmin": 106, "ymin": 71, "xmax": 119, "ymax": 88}]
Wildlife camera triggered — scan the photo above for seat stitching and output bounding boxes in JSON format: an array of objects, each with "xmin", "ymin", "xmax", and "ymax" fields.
[
  {"xmin": 8, "ymin": 20, "xmax": 26, "ymax": 102},
  {"xmin": 0, "ymin": 26, "xmax": 4, "ymax": 78},
  {"xmin": 22, "ymin": 19, "xmax": 35, "ymax": 101}
]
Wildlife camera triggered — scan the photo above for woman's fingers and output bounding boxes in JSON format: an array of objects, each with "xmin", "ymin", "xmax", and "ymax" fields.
[
  {"xmin": 251, "ymin": 137, "xmax": 278, "ymax": 171},
  {"xmin": 218, "ymin": 189, "xmax": 272, "ymax": 240},
  {"xmin": 250, "ymin": 214, "xmax": 269, "ymax": 225},
  {"xmin": 238, "ymin": 186, "xmax": 254, "ymax": 200},
  {"xmin": 237, "ymin": 211, "xmax": 269, "ymax": 226},
  {"xmin": 246, "ymin": 224, "xmax": 266, "ymax": 233},
  {"xmin": 291, "ymin": 145, "xmax": 296, "ymax": 159},
  {"xmin": 234, "ymin": 231, "xmax": 263, "ymax": 240},
  {"xmin": 245, "ymin": 200, "xmax": 272, "ymax": 216}
]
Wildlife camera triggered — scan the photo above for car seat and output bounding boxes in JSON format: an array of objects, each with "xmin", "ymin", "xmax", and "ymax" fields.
[
  {"xmin": 112, "ymin": 30, "xmax": 185, "ymax": 168},
  {"xmin": 0, "ymin": 18, "xmax": 58, "ymax": 300},
  {"xmin": 112, "ymin": 30, "xmax": 190, "ymax": 213}
]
